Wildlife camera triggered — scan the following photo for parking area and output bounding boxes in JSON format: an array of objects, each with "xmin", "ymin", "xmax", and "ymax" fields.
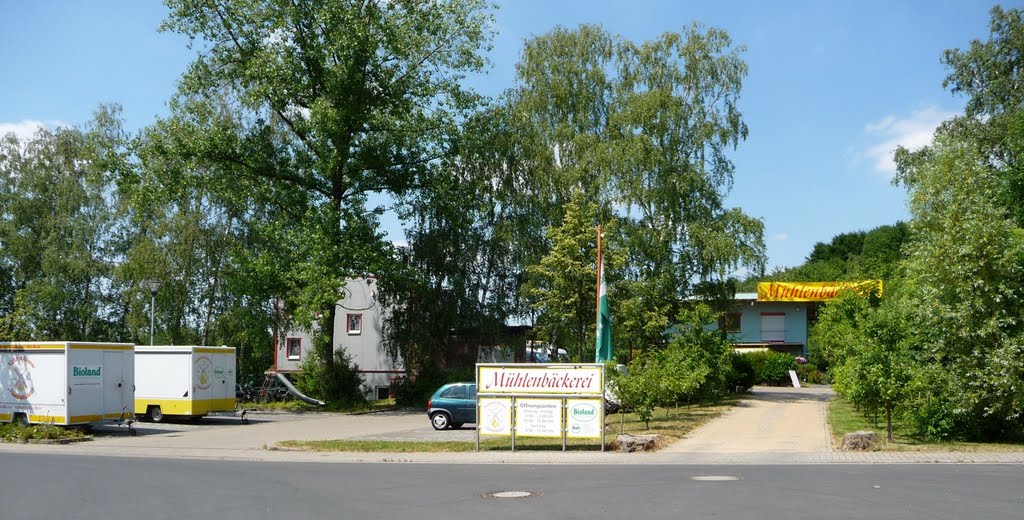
[{"xmin": 83, "ymin": 408, "xmax": 477, "ymax": 450}]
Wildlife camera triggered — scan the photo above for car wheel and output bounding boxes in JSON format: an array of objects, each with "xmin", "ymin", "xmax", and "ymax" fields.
[
  {"xmin": 12, "ymin": 413, "xmax": 28, "ymax": 426},
  {"xmin": 430, "ymin": 412, "xmax": 451, "ymax": 430},
  {"xmin": 149, "ymin": 406, "xmax": 164, "ymax": 423}
]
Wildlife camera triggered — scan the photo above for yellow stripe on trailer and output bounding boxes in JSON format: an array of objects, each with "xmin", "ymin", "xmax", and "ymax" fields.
[
  {"xmin": 28, "ymin": 415, "xmax": 68, "ymax": 424},
  {"xmin": 68, "ymin": 415, "xmax": 103, "ymax": 423},
  {"xmin": 194, "ymin": 347, "xmax": 235, "ymax": 354},
  {"xmin": 68, "ymin": 343, "xmax": 134, "ymax": 351},
  {"xmin": 135, "ymin": 398, "xmax": 236, "ymax": 416},
  {"xmin": 0, "ymin": 342, "xmax": 134, "ymax": 351},
  {"xmin": 0, "ymin": 343, "xmax": 66, "ymax": 351},
  {"xmin": 193, "ymin": 398, "xmax": 236, "ymax": 414}
]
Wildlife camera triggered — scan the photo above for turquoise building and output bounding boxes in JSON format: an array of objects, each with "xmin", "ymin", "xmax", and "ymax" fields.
[{"xmin": 717, "ymin": 292, "xmax": 812, "ymax": 355}]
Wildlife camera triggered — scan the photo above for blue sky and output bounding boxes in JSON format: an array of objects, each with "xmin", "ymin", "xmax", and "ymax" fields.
[{"xmin": 0, "ymin": 1, "xmax": 1012, "ymax": 271}]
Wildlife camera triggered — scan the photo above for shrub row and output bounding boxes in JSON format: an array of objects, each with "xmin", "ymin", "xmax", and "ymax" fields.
[{"xmin": 391, "ymin": 366, "xmax": 474, "ymax": 407}]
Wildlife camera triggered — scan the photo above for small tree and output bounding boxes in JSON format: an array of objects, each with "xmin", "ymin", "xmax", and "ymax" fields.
[
  {"xmin": 663, "ymin": 305, "xmax": 735, "ymax": 402},
  {"xmin": 611, "ymin": 354, "xmax": 658, "ymax": 429},
  {"xmin": 822, "ymin": 291, "xmax": 916, "ymax": 442},
  {"xmin": 295, "ymin": 349, "xmax": 366, "ymax": 408}
]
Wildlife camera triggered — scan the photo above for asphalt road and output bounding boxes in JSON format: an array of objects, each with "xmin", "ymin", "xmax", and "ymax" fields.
[{"xmin": 2, "ymin": 453, "xmax": 1022, "ymax": 520}]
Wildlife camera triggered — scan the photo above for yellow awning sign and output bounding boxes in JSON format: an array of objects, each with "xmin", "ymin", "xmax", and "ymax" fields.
[{"xmin": 757, "ymin": 281, "xmax": 883, "ymax": 302}]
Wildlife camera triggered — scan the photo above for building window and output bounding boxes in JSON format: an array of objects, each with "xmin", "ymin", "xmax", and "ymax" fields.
[
  {"xmin": 347, "ymin": 313, "xmax": 362, "ymax": 335},
  {"xmin": 376, "ymin": 386, "xmax": 391, "ymax": 400},
  {"xmin": 286, "ymin": 337, "xmax": 301, "ymax": 360},
  {"xmin": 719, "ymin": 313, "xmax": 741, "ymax": 333},
  {"xmin": 761, "ymin": 313, "xmax": 786, "ymax": 342}
]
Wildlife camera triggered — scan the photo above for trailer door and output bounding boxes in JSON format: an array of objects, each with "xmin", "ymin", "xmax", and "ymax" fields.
[
  {"xmin": 69, "ymin": 348, "xmax": 104, "ymax": 422},
  {"xmin": 102, "ymin": 350, "xmax": 130, "ymax": 419}
]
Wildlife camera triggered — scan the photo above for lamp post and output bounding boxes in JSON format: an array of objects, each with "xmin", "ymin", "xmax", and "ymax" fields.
[{"xmin": 142, "ymin": 280, "xmax": 162, "ymax": 345}]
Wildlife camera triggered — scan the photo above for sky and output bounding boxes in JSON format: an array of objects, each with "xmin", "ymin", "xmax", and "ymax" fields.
[{"xmin": 0, "ymin": 1, "xmax": 1015, "ymax": 272}]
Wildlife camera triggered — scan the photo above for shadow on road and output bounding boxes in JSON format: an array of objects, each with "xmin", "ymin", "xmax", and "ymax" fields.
[{"xmin": 745, "ymin": 385, "xmax": 834, "ymax": 404}]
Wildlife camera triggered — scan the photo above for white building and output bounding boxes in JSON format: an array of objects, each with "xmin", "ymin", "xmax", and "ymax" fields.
[{"xmin": 275, "ymin": 278, "xmax": 404, "ymax": 400}]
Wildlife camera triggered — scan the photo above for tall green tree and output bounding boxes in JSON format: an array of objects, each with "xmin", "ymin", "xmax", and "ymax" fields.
[
  {"xmin": 897, "ymin": 136, "xmax": 1024, "ymax": 437},
  {"xmin": 509, "ymin": 23, "xmax": 764, "ymax": 356},
  {"xmin": 383, "ymin": 104, "xmax": 546, "ymax": 372},
  {"xmin": 0, "ymin": 108, "xmax": 127, "ymax": 341},
  {"xmin": 936, "ymin": 5, "xmax": 1024, "ymax": 226},
  {"xmin": 155, "ymin": 0, "xmax": 495, "ymax": 369},
  {"xmin": 889, "ymin": 6, "xmax": 1024, "ymax": 439}
]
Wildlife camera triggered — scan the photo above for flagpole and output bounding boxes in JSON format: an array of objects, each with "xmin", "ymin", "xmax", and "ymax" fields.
[{"xmin": 595, "ymin": 224, "xmax": 602, "ymax": 327}]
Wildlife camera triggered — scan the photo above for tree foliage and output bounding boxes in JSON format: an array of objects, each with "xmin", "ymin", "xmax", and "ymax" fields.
[
  {"xmin": 810, "ymin": 7, "xmax": 1024, "ymax": 442},
  {"xmin": 505, "ymin": 23, "xmax": 764, "ymax": 358},
  {"xmin": 156, "ymin": 0, "xmax": 495, "ymax": 370},
  {"xmin": 1, "ymin": 4, "xmax": 771, "ymax": 408},
  {"xmin": 611, "ymin": 305, "xmax": 734, "ymax": 428},
  {"xmin": 0, "ymin": 108, "xmax": 126, "ymax": 341}
]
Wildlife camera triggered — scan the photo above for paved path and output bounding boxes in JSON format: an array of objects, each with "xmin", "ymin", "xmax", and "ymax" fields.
[{"xmin": 661, "ymin": 385, "xmax": 834, "ymax": 454}]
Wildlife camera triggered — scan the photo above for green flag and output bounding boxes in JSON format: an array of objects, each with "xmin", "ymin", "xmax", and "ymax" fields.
[{"xmin": 595, "ymin": 254, "xmax": 613, "ymax": 363}]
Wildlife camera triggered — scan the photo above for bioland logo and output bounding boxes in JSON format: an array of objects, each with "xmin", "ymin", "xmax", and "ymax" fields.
[
  {"xmin": 570, "ymin": 403, "xmax": 597, "ymax": 422},
  {"xmin": 72, "ymin": 366, "xmax": 102, "ymax": 377}
]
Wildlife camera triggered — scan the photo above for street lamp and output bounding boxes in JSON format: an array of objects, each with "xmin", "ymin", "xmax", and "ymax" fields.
[{"xmin": 142, "ymin": 280, "xmax": 162, "ymax": 345}]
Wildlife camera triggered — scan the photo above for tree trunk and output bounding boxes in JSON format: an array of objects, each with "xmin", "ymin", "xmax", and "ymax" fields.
[
  {"xmin": 324, "ymin": 304, "xmax": 337, "ymax": 369},
  {"xmin": 886, "ymin": 406, "xmax": 893, "ymax": 442}
]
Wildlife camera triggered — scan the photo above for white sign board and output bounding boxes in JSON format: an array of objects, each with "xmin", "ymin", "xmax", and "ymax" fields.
[
  {"xmin": 478, "ymin": 365, "xmax": 603, "ymax": 395},
  {"xmin": 514, "ymin": 398, "xmax": 562, "ymax": 437},
  {"xmin": 478, "ymin": 398, "xmax": 512, "ymax": 436},
  {"xmin": 789, "ymin": 369, "xmax": 801, "ymax": 388},
  {"xmin": 566, "ymin": 399, "xmax": 603, "ymax": 438}
]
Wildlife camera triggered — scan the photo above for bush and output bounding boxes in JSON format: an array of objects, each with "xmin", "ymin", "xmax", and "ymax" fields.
[
  {"xmin": 806, "ymin": 340, "xmax": 829, "ymax": 373},
  {"xmin": 759, "ymin": 352, "xmax": 797, "ymax": 385},
  {"xmin": 727, "ymin": 353, "xmax": 756, "ymax": 391},
  {"xmin": 0, "ymin": 423, "xmax": 85, "ymax": 442},
  {"xmin": 391, "ymin": 365, "xmax": 474, "ymax": 407},
  {"xmin": 295, "ymin": 349, "xmax": 367, "ymax": 408},
  {"xmin": 795, "ymin": 362, "xmax": 828, "ymax": 384},
  {"xmin": 744, "ymin": 351, "xmax": 797, "ymax": 385}
]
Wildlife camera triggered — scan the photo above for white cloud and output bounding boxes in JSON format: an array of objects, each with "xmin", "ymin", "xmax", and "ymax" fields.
[
  {"xmin": 0, "ymin": 119, "xmax": 69, "ymax": 142},
  {"xmin": 772, "ymin": 233, "xmax": 789, "ymax": 241},
  {"xmin": 864, "ymin": 106, "xmax": 958, "ymax": 177}
]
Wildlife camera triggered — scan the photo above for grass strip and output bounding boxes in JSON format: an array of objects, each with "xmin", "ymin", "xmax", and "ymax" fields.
[
  {"xmin": 276, "ymin": 396, "xmax": 738, "ymax": 453},
  {"xmin": 827, "ymin": 396, "xmax": 1024, "ymax": 452}
]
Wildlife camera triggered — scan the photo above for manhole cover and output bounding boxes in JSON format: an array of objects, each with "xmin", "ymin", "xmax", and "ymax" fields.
[
  {"xmin": 482, "ymin": 490, "xmax": 542, "ymax": 499},
  {"xmin": 690, "ymin": 476, "xmax": 741, "ymax": 481}
]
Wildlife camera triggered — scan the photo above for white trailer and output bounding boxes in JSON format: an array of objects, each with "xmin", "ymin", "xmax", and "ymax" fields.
[
  {"xmin": 0, "ymin": 342, "xmax": 135, "ymax": 426},
  {"xmin": 134, "ymin": 345, "xmax": 236, "ymax": 422}
]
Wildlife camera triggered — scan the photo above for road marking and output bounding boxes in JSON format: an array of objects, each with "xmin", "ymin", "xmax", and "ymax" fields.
[
  {"xmin": 482, "ymin": 490, "xmax": 542, "ymax": 499},
  {"xmin": 691, "ymin": 476, "xmax": 741, "ymax": 481}
]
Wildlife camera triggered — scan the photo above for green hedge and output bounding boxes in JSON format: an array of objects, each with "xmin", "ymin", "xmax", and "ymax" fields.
[
  {"xmin": 743, "ymin": 351, "xmax": 798, "ymax": 385},
  {"xmin": 727, "ymin": 353, "xmax": 756, "ymax": 391},
  {"xmin": 391, "ymin": 366, "xmax": 475, "ymax": 407}
]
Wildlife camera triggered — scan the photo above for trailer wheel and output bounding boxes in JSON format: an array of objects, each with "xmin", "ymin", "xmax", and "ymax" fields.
[
  {"xmin": 11, "ymin": 413, "xmax": 28, "ymax": 426},
  {"xmin": 148, "ymin": 406, "xmax": 164, "ymax": 423}
]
